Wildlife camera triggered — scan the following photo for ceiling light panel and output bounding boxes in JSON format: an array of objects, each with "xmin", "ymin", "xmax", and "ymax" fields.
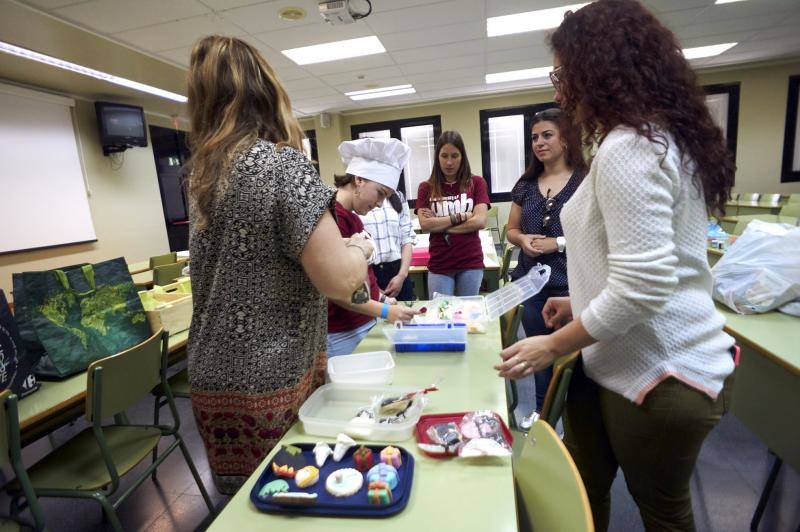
[
  {"xmin": 486, "ymin": 66, "xmax": 553, "ymax": 84},
  {"xmin": 345, "ymin": 84, "xmax": 413, "ymax": 96},
  {"xmin": 282, "ymin": 36, "xmax": 386, "ymax": 65},
  {"xmin": 487, "ymin": 3, "xmax": 590, "ymax": 37},
  {"xmin": 682, "ymin": 43, "xmax": 738, "ymax": 59},
  {"xmin": 348, "ymin": 87, "xmax": 416, "ymax": 101}
]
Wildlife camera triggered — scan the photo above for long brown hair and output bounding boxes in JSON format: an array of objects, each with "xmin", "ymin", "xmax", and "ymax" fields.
[
  {"xmin": 186, "ymin": 35, "xmax": 305, "ymax": 229},
  {"xmin": 549, "ymin": 0, "xmax": 734, "ymax": 215},
  {"xmin": 519, "ymin": 107, "xmax": 586, "ymax": 182},
  {"xmin": 427, "ymin": 130, "xmax": 472, "ymax": 200}
]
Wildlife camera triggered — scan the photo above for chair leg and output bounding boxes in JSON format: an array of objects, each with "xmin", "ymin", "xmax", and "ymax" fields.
[
  {"xmin": 176, "ymin": 434, "xmax": 216, "ymax": 514},
  {"xmin": 92, "ymin": 492, "xmax": 124, "ymax": 532},
  {"xmin": 750, "ymin": 454, "xmax": 782, "ymax": 531},
  {"xmin": 151, "ymin": 396, "xmax": 162, "ymax": 481}
]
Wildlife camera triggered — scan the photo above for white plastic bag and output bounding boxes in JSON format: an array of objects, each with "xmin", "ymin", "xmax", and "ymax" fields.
[{"xmin": 711, "ymin": 220, "xmax": 800, "ymax": 314}]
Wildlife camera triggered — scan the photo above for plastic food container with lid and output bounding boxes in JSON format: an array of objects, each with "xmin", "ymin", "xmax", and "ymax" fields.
[{"xmin": 327, "ymin": 351, "xmax": 395, "ymax": 385}]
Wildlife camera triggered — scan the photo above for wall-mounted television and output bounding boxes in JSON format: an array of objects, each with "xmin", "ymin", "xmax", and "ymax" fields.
[{"xmin": 94, "ymin": 101, "xmax": 148, "ymax": 156}]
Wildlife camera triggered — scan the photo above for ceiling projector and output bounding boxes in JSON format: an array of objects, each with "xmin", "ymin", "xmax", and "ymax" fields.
[{"xmin": 318, "ymin": 0, "xmax": 373, "ymax": 25}]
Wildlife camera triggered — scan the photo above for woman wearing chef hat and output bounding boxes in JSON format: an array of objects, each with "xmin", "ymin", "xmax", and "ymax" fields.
[{"xmin": 327, "ymin": 137, "xmax": 420, "ymax": 357}]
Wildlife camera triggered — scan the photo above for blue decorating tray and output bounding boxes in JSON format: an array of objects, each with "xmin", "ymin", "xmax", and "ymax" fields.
[{"xmin": 250, "ymin": 443, "xmax": 415, "ymax": 517}]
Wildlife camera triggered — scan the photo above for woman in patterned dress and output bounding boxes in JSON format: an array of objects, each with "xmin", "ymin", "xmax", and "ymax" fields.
[{"xmin": 184, "ymin": 36, "xmax": 374, "ymax": 495}]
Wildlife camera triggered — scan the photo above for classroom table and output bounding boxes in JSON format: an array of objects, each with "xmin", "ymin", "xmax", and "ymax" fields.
[
  {"xmin": 724, "ymin": 201, "xmax": 783, "ymax": 216},
  {"xmin": 707, "ymin": 246, "xmax": 724, "ymax": 267},
  {"xmin": 17, "ymin": 330, "xmax": 188, "ymax": 446},
  {"xmin": 409, "ymin": 230, "xmax": 501, "ymax": 300},
  {"xmin": 207, "ymin": 307, "xmax": 518, "ymax": 532}
]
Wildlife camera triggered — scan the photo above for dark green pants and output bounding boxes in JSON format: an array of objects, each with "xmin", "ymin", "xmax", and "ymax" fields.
[{"xmin": 563, "ymin": 361, "xmax": 734, "ymax": 532}]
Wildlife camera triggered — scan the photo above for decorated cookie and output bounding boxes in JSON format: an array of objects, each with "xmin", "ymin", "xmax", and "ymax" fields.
[
  {"xmin": 271, "ymin": 444, "xmax": 306, "ymax": 478},
  {"xmin": 333, "ymin": 433, "xmax": 356, "ymax": 462},
  {"xmin": 294, "ymin": 466, "xmax": 319, "ymax": 488},
  {"xmin": 353, "ymin": 446, "xmax": 374, "ymax": 472},
  {"xmin": 379, "ymin": 445, "xmax": 403, "ymax": 468},
  {"xmin": 272, "ymin": 462, "xmax": 296, "ymax": 479},
  {"xmin": 272, "ymin": 492, "xmax": 318, "ymax": 506},
  {"xmin": 325, "ymin": 468, "xmax": 363, "ymax": 498},
  {"xmin": 313, "ymin": 442, "xmax": 333, "ymax": 467},
  {"xmin": 367, "ymin": 480, "xmax": 393, "ymax": 505},
  {"xmin": 258, "ymin": 479, "xmax": 289, "ymax": 500},
  {"xmin": 366, "ymin": 463, "xmax": 399, "ymax": 491}
]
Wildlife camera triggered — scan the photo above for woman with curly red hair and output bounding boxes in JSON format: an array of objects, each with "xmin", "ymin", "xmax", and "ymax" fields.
[{"xmin": 495, "ymin": 1, "xmax": 736, "ymax": 529}]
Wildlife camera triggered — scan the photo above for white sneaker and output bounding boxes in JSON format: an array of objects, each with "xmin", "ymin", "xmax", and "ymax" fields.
[{"xmin": 519, "ymin": 411, "xmax": 539, "ymax": 430}]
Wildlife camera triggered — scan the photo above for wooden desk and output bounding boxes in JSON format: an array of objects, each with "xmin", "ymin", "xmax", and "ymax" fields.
[
  {"xmin": 18, "ymin": 330, "xmax": 188, "ymax": 445},
  {"xmin": 408, "ymin": 231, "xmax": 501, "ymax": 300},
  {"xmin": 718, "ymin": 304, "xmax": 800, "ymax": 471},
  {"xmin": 725, "ymin": 201, "xmax": 782, "ymax": 216},
  {"xmin": 207, "ymin": 308, "xmax": 517, "ymax": 531}
]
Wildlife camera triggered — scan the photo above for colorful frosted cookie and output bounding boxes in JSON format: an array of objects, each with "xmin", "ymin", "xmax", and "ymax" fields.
[
  {"xmin": 352, "ymin": 446, "xmax": 374, "ymax": 472},
  {"xmin": 271, "ymin": 492, "xmax": 318, "ymax": 506},
  {"xmin": 325, "ymin": 468, "xmax": 363, "ymax": 497},
  {"xmin": 379, "ymin": 445, "xmax": 402, "ymax": 467},
  {"xmin": 257, "ymin": 479, "xmax": 289, "ymax": 500},
  {"xmin": 367, "ymin": 480, "xmax": 393, "ymax": 505},
  {"xmin": 313, "ymin": 442, "xmax": 333, "ymax": 467},
  {"xmin": 333, "ymin": 433, "xmax": 356, "ymax": 462},
  {"xmin": 272, "ymin": 462, "xmax": 296, "ymax": 478},
  {"xmin": 366, "ymin": 463, "xmax": 398, "ymax": 491},
  {"xmin": 294, "ymin": 466, "xmax": 319, "ymax": 488},
  {"xmin": 270, "ymin": 444, "xmax": 306, "ymax": 478}
]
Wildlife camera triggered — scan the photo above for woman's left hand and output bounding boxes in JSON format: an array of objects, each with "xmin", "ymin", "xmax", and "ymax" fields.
[
  {"xmin": 494, "ymin": 336, "xmax": 559, "ymax": 380},
  {"xmin": 531, "ymin": 236, "xmax": 558, "ymax": 255}
]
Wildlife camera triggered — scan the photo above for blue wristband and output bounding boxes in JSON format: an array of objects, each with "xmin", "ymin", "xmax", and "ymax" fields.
[{"xmin": 380, "ymin": 303, "xmax": 389, "ymax": 320}]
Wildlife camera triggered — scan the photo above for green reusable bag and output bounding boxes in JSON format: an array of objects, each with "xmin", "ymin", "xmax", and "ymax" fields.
[{"xmin": 12, "ymin": 257, "xmax": 151, "ymax": 379}]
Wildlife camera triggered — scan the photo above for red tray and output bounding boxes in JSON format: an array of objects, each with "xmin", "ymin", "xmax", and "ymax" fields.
[{"xmin": 415, "ymin": 411, "xmax": 514, "ymax": 458}]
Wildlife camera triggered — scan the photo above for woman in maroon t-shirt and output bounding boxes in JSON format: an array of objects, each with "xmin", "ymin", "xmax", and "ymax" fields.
[
  {"xmin": 327, "ymin": 138, "xmax": 419, "ymax": 357},
  {"xmin": 416, "ymin": 131, "xmax": 490, "ymax": 297}
]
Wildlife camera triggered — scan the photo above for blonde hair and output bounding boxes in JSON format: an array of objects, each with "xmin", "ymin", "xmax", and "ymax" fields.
[{"xmin": 186, "ymin": 35, "xmax": 305, "ymax": 229}]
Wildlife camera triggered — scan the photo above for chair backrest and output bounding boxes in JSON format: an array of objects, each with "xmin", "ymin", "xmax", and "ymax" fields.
[
  {"xmin": 149, "ymin": 252, "xmax": 177, "ymax": 269},
  {"xmin": 500, "ymin": 304, "xmax": 524, "ymax": 349},
  {"xmin": 540, "ymin": 351, "xmax": 581, "ymax": 427},
  {"xmin": 779, "ymin": 203, "xmax": 800, "ymax": 218},
  {"xmin": 86, "ymin": 330, "xmax": 166, "ymax": 422},
  {"xmin": 500, "ymin": 223, "xmax": 508, "ymax": 246},
  {"xmin": 153, "ymin": 262, "xmax": 184, "ymax": 286},
  {"xmin": 515, "ymin": 420, "xmax": 594, "ymax": 532},
  {"xmin": 738, "ymin": 192, "xmax": 760, "ymax": 203},
  {"xmin": 760, "ymin": 193, "xmax": 781, "ymax": 205},
  {"xmin": 486, "ymin": 205, "xmax": 499, "ymax": 228},
  {"xmin": 499, "ymin": 244, "xmax": 516, "ymax": 284}
]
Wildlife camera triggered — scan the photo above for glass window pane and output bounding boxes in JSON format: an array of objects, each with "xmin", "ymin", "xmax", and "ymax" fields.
[
  {"xmin": 488, "ymin": 114, "xmax": 525, "ymax": 194},
  {"xmin": 358, "ymin": 129, "xmax": 391, "ymax": 139},
  {"xmin": 400, "ymin": 124, "xmax": 435, "ymax": 200},
  {"xmin": 705, "ymin": 93, "xmax": 729, "ymax": 139},
  {"xmin": 301, "ymin": 138, "xmax": 313, "ymax": 160}
]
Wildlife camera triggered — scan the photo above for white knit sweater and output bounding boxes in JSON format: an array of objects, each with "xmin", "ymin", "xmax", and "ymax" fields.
[{"xmin": 561, "ymin": 126, "xmax": 735, "ymax": 403}]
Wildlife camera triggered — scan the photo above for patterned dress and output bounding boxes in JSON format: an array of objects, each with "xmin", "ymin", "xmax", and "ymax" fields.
[{"xmin": 187, "ymin": 139, "xmax": 335, "ymax": 493}]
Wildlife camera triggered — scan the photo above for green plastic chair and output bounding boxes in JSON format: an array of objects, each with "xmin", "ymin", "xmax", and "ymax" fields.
[
  {"xmin": 153, "ymin": 262, "xmax": 185, "ymax": 286},
  {"xmin": 7, "ymin": 330, "xmax": 214, "ymax": 531},
  {"xmin": 1, "ymin": 390, "xmax": 47, "ymax": 531},
  {"xmin": 498, "ymin": 244, "xmax": 517, "ymax": 286},
  {"xmin": 149, "ymin": 252, "xmax": 177, "ymax": 270},
  {"xmin": 150, "ymin": 366, "xmax": 189, "ymax": 479},
  {"xmin": 486, "ymin": 205, "xmax": 501, "ymax": 244},
  {"xmin": 514, "ymin": 419, "xmax": 594, "ymax": 532},
  {"xmin": 500, "ymin": 305, "xmax": 525, "ymax": 430},
  {"xmin": 540, "ymin": 351, "xmax": 581, "ymax": 428}
]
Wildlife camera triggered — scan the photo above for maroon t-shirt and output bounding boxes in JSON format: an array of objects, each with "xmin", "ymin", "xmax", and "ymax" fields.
[
  {"xmin": 327, "ymin": 202, "xmax": 381, "ymax": 333},
  {"xmin": 416, "ymin": 175, "xmax": 490, "ymax": 274}
]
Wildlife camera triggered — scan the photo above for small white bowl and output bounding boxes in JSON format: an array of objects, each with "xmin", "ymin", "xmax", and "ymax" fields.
[{"xmin": 327, "ymin": 351, "xmax": 395, "ymax": 385}]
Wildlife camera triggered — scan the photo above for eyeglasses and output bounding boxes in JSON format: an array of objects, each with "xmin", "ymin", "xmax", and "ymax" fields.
[
  {"xmin": 542, "ymin": 189, "xmax": 557, "ymax": 229},
  {"xmin": 549, "ymin": 66, "xmax": 563, "ymax": 91}
]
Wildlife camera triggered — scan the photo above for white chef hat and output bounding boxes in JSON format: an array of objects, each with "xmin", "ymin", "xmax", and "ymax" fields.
[{"xmin": 338, "ymin": 137, "xmax": 411, "ymax": 191}]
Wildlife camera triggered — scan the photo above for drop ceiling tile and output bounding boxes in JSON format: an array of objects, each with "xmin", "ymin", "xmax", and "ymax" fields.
[
  {"xmin": 283, "ymin": 76, "xmax": 329, "ymax": 91},
  {"xmin": 19, "ymin": 0, "xmax": 89, "ymax": 9},
  {"xmin": 486, "ymin": 45, "xmax": 551, "ymax": 68},
  {"xmin": 336, "ymin": 76, "xmax": 412, "ymax": 93},
  {"xmin": 676, "ymin": 13, "xmax": 792, "ymax": 42},
  {"xmin": 364, "ymin": 0, "xmax": 483, "ymax": 35},
  {"xmin": 380, "ymin": 20, "xmax": 485, "ymax": 52},
  {"xmin": 644, "ymin": 0, "xmax": 710, "ymax": 13},
  {"xmin": 485, "ymin": 0, "xmax": 572, "ymax": 18},
  {"xmin": 254, "ymin": 20, "xmax": 374, "ymax": 50},
  {"xmin": 486, "ymin": 31, "xmax": 549, "ymax": 53},
  {"xmin": 158, "ymin": 46, "xmax": 193, "ymax": 67},
  {"xmin": 300, "ymin": 53, "xmax": 396, "ymax": 76},
  {"xmin": 319, "ymin": 65, "xmax": 403, "ymax": 86},
  {"xmin": 54, "ymin": 0, "xmax": 211, "ymax": 34},
  {"xmin": 287, "ymin": 85, "xmax": 342, "ymax": 99},
  {"xmin": 219, "ymin": 0, "xmax": 321, "ymax": 34},
  {"xmin": 406, "ymin": 66, "xmax": 485, "ymax": 84},
  {"xmin": 389, "ymin": 39, "xmax": 486, "ymax": 65},
  {"xmin": 399, "ymin": 54, "xmax": 482, "ymax": 75},
  {"xmin": 273, "ymin": 64, "xmax": 315, "ymax": 81},
  {"xmin": 114, "ymin": 13, "xmax": 247, "ymax": 52}
]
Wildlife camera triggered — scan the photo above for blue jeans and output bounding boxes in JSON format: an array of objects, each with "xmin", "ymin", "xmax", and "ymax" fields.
[
  {"xmin": 521, "ymin": 296, "xmax": 555, "ymax": 412},
  {"xmin": 427, "ymin": 269, "xmax": 483, "ymax": 298},
  {"xmin": 327, "ymin": 319, "xmax": 376, "ymax": 357}
]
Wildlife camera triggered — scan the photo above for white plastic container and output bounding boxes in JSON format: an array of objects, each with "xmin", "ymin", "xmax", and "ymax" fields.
[
  {"xmin": 298, "ymin": 383, "xmax": 425, "ymax": 441},
  {"xmin": 327, "ymin": 351, "xmax": 395, "ymax": 385}
]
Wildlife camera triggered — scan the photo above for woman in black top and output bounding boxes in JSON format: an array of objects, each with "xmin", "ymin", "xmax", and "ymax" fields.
[{"xmin": 507, "ymin": 108, "xmax": 586, "ymax": 412}]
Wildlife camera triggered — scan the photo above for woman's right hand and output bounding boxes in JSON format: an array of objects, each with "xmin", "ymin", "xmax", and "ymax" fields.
[
  {"xmin": 386, "ymin": 304, "xmax": 419, "ymax": 324},
  {"xmin": 542, "ymin": 296, "xmax": 572, "ymax": 330},
  {"xmin": 519, "ymin": 234, "xmax": 544, "ymax": 257}
]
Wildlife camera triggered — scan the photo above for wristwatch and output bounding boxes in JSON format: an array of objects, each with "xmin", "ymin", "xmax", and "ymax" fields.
[{"xmin": 556, "ymin": 236, "xmax": 566, "ymax": 253}]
